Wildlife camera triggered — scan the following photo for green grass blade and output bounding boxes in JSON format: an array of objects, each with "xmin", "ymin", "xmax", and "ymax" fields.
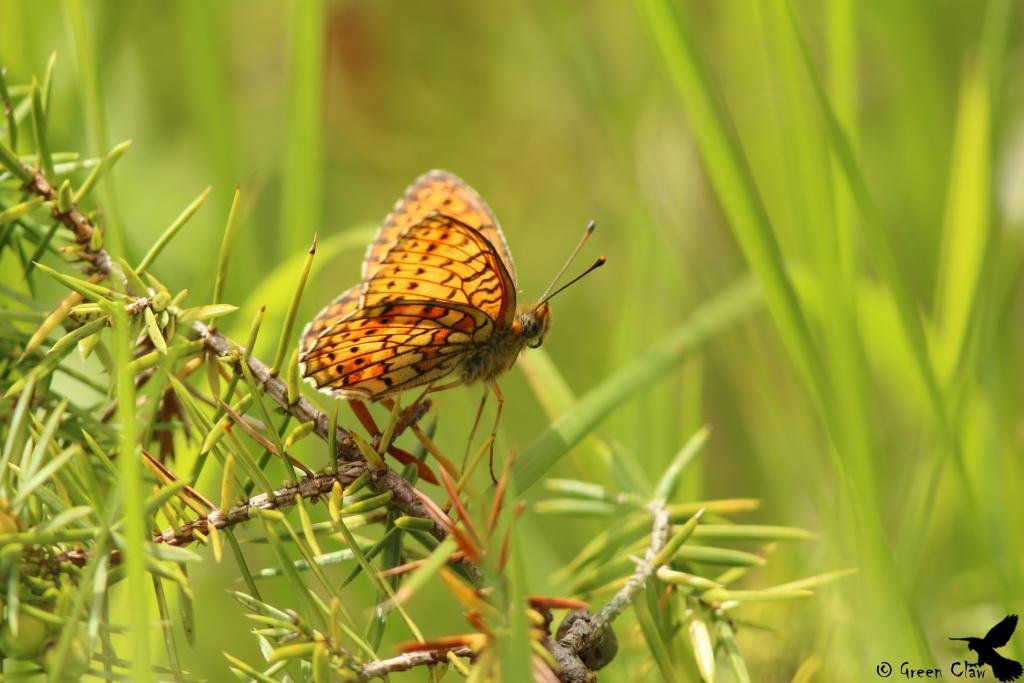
[
  {"xmin": 111, "ymin": 289, "xmax": 151, "ymax": 679},
  {"xmin": 933, "ymin": 59, "xmax": 991, "ymax": 382},
  {"xmin": 280, "ymin": 0, "xmax": 324, "ymax": 256},
  {"xmin": 152, "ymin": 575, "xmax": 184, "ymax": 681},
  {"xmin": 632, "ymin": 585, "xmax": 681, "ymax": 683},
  {"xmin": 136, "ymin": 187, "xmax": 211, "ymax": 274},
  {"xmin": 271, "ymin": 233, "xmax": 316, "ymax": 375},
  {"xmin": 686, "ymin": 611, "xmax": 716, "ymax": 682},
  {"xmin": 780, "ymin": 1, "xmax": 953, "ymax": 450},
  {"xmin": 30, "ymin": 77, "xmax": 53, "ymax": 179},
  {"xmin": 653, "ymin": 426, "xmax": 710, "ymax": 502},
  {"xmin": 514, "ymin": 277, "xmax": 760, "ymax": 492},
  {"xmin": 825, "ymin": 0, "xmax": 857, "ymax": 289},
  {"xmin": 0, "ymin": 67, "xmax": 17, "ymax": 151},
  {"xmin": 253, "ymin": 514, "xmax": 321, "ymax": 628},
  {"xmin": 73, "ymin": 138, "xmax": 131, "ymax": 204},
  {"xmin": 0, "ymin": 375, "xmax": 35, "ymax": 495},
  {"xmin": 232, "ymin": 226, "xmax": 374, "ymax": 344},
  {"xmin": 637, "ymin": 0, "xmax": 830, "ymax": 412},
  {"xmin": 63, "ymin": 0, "xmax": 126, "ymax": 256},
  {"xmin": 212, "ymin": 186, "xmax": 241, "ymax": 312},
  {"xmin": 518, "ymin": 349, "xmax": 625, "ymax": 487},
  {"xmin": 717, "ymin": 620, "xmax": 752, "ymax": 683}
]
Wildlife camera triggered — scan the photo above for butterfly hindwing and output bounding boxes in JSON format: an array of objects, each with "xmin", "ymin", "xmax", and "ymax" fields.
[
  {"xmin": 300, "ymin": 301, "xmax": 493, "ymax": 399},
  {"xmin": 298, "ymin": 284, "xmax": 362, "ymax": 355}
]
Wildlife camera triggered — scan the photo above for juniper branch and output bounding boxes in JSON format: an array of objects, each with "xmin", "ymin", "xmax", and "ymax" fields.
[
  {"xmin": 548, "ymin": 501, "xmax": 674, "ymax": 682},
  {"xmin": 195, "ymin": 321, "xmax": 444, "ymax": 545},
  {"xmin": 356, "ymin": 647, "xmax": 474, "ymax": 681},
  {"xmin": 59, "ymin": 464, "xmax": 367, "ymax": 567},
  {"xmin": 4, "ymin": 151, "xmax": 457, "ymax": 560}
]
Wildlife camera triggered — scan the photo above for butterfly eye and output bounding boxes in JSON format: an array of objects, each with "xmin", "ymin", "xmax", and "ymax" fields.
[{"xmin": 521, "ymin": 317, "xmax": 538, "ymax": 338}]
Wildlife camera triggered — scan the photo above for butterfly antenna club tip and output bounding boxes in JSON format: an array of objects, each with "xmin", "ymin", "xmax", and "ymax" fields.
[{"xmin": 538, "ymin": 220, "xmax": 599, "ymax": 303}]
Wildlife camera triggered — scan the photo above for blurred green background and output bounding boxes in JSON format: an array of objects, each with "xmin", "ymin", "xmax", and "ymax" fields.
[{"xmin": 2, "ymin": 0, "xmax": 1023, "ymax": 680}]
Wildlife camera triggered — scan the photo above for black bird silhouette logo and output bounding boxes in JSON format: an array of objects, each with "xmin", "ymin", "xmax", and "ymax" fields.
[{"xmin": 950, "ymin": 615, "xmax": 1023, "ymax": 682}]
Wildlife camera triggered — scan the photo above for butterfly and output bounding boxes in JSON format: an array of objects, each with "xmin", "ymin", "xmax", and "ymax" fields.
[{"xmin": 298, "ymin": 170, "xmax": 603, "ymax": 460}]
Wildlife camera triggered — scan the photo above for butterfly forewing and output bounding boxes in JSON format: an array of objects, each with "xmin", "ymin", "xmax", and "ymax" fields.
[
  {"xmin": 365, "ymin": 170, "xmax": 517, "ymax": 282},
  {"xmin": 360, "ymin": 214, "xmax": 516, "ymax": 326},
  {"xmin": 300, "ymin": 213, "xmax": 516, "ymax": 400},
  {"xmin": 300, "ymin": 170, "xmax": 516, "ymax": 357}
]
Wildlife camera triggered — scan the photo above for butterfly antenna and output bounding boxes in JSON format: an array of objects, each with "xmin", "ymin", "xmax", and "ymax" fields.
[
  {"xmin": 539, "ymin": 255, "xmax": 606, "ymax": 305},
  {"xmin": 537, "ymin": 220, "xmax": 599, "ymax": 304}
]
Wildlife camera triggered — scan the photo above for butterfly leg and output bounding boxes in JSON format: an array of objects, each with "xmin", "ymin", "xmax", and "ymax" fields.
[
  {"xmin": 348, "ymin": 399, "xmax": 380, "ymax": 436},
  {"xmin": 462, "ymin": 389, "xmax": 490, "ymax": 470},
  {"xmin": 486, "ymin": 380, "xmax": 504, "ymax": 484},
  {"xmin": 397, "ymin": 380, "xmax": 463, "ymax": 419}
]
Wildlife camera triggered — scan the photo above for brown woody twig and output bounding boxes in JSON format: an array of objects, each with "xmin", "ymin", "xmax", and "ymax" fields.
[
  {"xmin": 548, "ymin": 502, "xmax": 673, "ymax": 682},
  {"xmin": 5, "ymin": 156, "xmax": 453, "ymax": 562},
  {"xmin": 356, "ymin": 647, "xmax": 474, "ymax": 681}
]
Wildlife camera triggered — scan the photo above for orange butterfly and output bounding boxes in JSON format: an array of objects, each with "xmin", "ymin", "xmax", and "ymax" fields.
[{"xmin": 298, "ymin": 171, "xmax": 602, "ymax": 458}]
